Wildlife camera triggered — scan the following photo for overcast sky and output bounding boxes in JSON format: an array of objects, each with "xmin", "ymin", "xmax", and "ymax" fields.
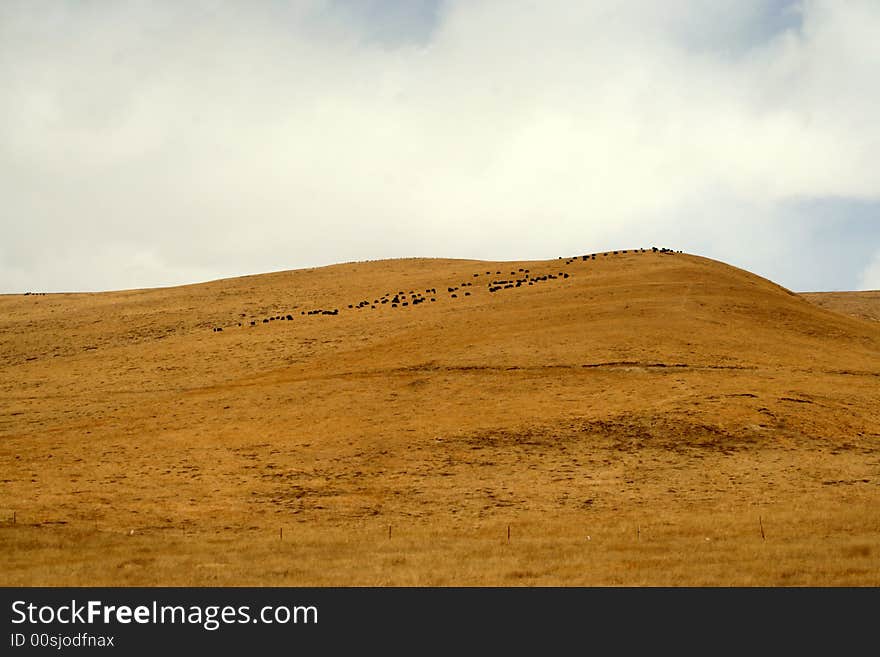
[{"xmin": 2, "ymin": 0, "xmax": 878, "ymax": 293}]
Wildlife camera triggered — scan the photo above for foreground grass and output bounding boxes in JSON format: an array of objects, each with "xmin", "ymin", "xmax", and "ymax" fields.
[{"xmin": 3, "ymin": 503, "xmax": 878, "ymax": 586}]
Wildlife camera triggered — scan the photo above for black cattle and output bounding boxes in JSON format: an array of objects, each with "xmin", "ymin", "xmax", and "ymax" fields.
[
  {"xmin": 464, "ymin": 292, "xmax": 470, "ymax": 296},
  {"xmin": 263, "ymin": 319, "xmax": 269, "ymax": 323},
  {"xmin": 431, "ymin": 298, "xmax": 436, "ymax": 302},
  {"xmin": 392, "ymin": 303, "xmax": 398, "ymax": 308},
  {"xmin": 451, "ymin": 294, "xmax": 457, "ymax": 298}
]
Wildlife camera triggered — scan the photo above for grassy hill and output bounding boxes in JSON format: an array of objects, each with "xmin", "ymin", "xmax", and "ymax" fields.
[{"xmin": 2, "ymin": 249, "xmax": 878, "ymax": 585}]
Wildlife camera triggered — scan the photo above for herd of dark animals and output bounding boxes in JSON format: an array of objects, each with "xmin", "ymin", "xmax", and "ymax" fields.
[{"xmin": 205, "ymin": 247, "xmax": 680, "ymax": 332}]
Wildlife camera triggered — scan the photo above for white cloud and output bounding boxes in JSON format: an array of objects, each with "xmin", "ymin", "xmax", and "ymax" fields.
[
  {"xmin": 1, "ymin": 0, "xmax": 878, "ymax": 292},
  {"xmin": 860, "ymin": 251, "xmax": 880, "ymax": 291}
]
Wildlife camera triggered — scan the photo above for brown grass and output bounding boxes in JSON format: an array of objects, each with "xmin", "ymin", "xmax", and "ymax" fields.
[
  {"xmin": 2, "ymin": 250, "xmax": 879, "ymax": 585},
  {"xmin": 801, "ymin": 290, "xmax": 880, "ymax": 324}
]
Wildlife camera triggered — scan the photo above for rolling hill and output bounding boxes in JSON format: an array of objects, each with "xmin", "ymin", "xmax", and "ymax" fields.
[{"xmin": 2, "ymin": 249, "xmax": 878, "ymax": 585}]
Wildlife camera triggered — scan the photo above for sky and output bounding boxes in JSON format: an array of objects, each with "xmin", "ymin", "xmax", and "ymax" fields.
[{"xmin": 1, "ymin": 0, "xmax": 878, "ymax": 294}]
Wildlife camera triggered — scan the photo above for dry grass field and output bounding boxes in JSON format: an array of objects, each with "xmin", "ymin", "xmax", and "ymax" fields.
[{"xmin": 1, "ymin": 249, "xmax": 878, "ymax": 586}]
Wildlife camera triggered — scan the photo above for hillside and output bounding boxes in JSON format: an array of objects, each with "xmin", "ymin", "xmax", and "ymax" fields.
[
  {"xmin": 2, "ymin": 249, "xmax": 879, "ymax": 585},
  {"xmin": 801, "ymin": 290, "xmax": 880, "ymax": 324}
]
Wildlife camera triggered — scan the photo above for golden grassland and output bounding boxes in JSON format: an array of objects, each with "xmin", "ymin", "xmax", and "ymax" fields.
[
  {"xmin": 801, "ymin": 290, "xmax": 880, "ymax": 324},
  {"xmin": 1, "ymin": 250, "xmax": 878, "ymax": 585}
]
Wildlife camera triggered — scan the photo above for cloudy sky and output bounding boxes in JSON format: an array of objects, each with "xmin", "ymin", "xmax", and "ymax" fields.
[{"xmin": 2, "ymin": 0, "xmax": 878, "ymax": 293}]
